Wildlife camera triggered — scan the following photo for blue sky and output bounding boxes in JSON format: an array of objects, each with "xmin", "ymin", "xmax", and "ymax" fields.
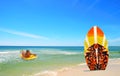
[{"xmin": 0, "ymin": 0, "xmax": 120, "ymax": 46}]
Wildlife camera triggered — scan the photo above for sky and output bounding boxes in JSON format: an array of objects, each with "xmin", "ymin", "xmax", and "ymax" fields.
[{"xmin": 0, "ymin": 0, "xmax": 120, "ymax": 46}]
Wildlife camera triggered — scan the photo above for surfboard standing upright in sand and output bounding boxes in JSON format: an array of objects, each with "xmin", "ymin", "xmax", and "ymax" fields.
[{"xmin": 84, "ymin": 26, "xmax": 109, "ymax": 70}]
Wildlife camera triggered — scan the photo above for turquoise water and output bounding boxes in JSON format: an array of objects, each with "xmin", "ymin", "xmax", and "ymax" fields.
[{"xmin": 0, "ymin": 46, "xmax": 120, "ymax": 76}]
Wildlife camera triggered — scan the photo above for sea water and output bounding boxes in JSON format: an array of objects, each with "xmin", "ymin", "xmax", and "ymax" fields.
[{"xmin": 0, "ymin": 46, "xmax": 120, "ymax": 76}]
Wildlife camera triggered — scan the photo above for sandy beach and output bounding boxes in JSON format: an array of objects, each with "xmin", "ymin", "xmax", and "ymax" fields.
[{"xmin": 34, "ymin": 58, "xmax": 120, "ymax": 76}]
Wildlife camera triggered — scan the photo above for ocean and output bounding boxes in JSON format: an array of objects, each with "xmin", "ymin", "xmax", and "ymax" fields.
[{"xmin": 0, "ymin": 46, "xmax": 120, "ymax": 76}]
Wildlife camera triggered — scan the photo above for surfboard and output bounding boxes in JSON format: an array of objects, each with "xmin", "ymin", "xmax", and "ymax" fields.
[
  {"xmin": 84, "ymin": 26, "xmax": 109, "ymax": 70},
  {"xmin": 20, "ymin": 54, "xmax": 37, "ymax": 60}
]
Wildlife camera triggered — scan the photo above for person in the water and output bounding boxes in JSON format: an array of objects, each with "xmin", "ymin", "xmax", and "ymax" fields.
[{"xmin": 21, "ymin": 50, "xmax": 36, "ymax": 58}]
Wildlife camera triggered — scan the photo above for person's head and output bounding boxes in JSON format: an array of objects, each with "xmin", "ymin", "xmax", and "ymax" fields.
[{"xmin": 26, "ymin": 50, "xmax": 30, "ymax": 53}]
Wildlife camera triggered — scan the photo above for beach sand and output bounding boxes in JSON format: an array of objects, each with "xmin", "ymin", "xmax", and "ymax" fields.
[{"xmin": 34, "ymin": 58, "xmax": 120, "ymax": 76}]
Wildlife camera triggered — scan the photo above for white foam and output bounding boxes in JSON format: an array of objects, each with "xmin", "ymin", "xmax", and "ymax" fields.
[
  {"xmin": 77, "ymin": 63, "xmax": 86, "ymax": 66},
  {"xmin": 109, "ymin": 58, "xmax": 120, "ymax": 64},
  {"xmin": 0, "ymin": 58, "xmax": 5, "ymax": 63},
  {"xmin": 58, "ymin": 67, "xmax": 72, "ymax": 72},
  {"xmin": 0, "ymin": 51, "xmax": 19, "ymax": 54},
  {"xmin": 33, "ymin": 63, "xmax": 85, "ymax": 76},
  {"xmin": 0, "ymin": 50, "xmax": 20, "ymax": 63},
  {"xmin": 34, "ymin": 71, "xmax": 57, "ymax": 76}
]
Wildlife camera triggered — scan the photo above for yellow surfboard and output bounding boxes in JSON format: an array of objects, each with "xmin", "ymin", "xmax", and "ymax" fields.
[
  {"xmin": 20, "ymin": 54, "xmax": 37, "ymax": 60},
  {"xmin": 84, "ymin": 26, "xmax": 109, "ymax": 70}
]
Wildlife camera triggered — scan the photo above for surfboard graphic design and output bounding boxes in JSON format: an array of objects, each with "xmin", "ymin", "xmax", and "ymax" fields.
[{"xmin": 84, "ymin": 26, "xmax": 109, "ymax": 70}]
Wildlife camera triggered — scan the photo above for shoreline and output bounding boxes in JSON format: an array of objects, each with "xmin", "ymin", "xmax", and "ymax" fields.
[{"xmin": 33, "ymin": 58, "xmax": 120, "ymax": 76}]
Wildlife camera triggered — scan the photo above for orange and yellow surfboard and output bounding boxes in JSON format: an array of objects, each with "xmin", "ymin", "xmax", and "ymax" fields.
[{"xmin": 84, "ymin": 26, "xmax": 109, "ymax": 70}]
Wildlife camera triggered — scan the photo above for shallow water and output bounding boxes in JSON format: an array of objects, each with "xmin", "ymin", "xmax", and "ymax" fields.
[{"xmin": 0, "ymin": 46, "xmax": 119, "ymax": 76}]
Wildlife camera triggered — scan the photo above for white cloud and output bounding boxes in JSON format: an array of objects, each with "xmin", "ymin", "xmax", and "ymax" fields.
[
  {"xmin": 0, "ymin": 28, "xmax": 48, "ymax": 40},
  {"xmin": 108, "ymin": 38, "xmax": 120, "ymax": 46},
  {"xmin": 109, "ymin": 38, "xmax": 120, "ymax": 43},
  {"xmin": 87, "ymin": 0, "xmax": 100, "ymax": 10}
]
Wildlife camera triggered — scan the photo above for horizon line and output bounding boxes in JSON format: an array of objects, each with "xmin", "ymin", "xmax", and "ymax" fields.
[{"xmin": 0, "ymin": 45, "xmax": 119, "ymax": 47}]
